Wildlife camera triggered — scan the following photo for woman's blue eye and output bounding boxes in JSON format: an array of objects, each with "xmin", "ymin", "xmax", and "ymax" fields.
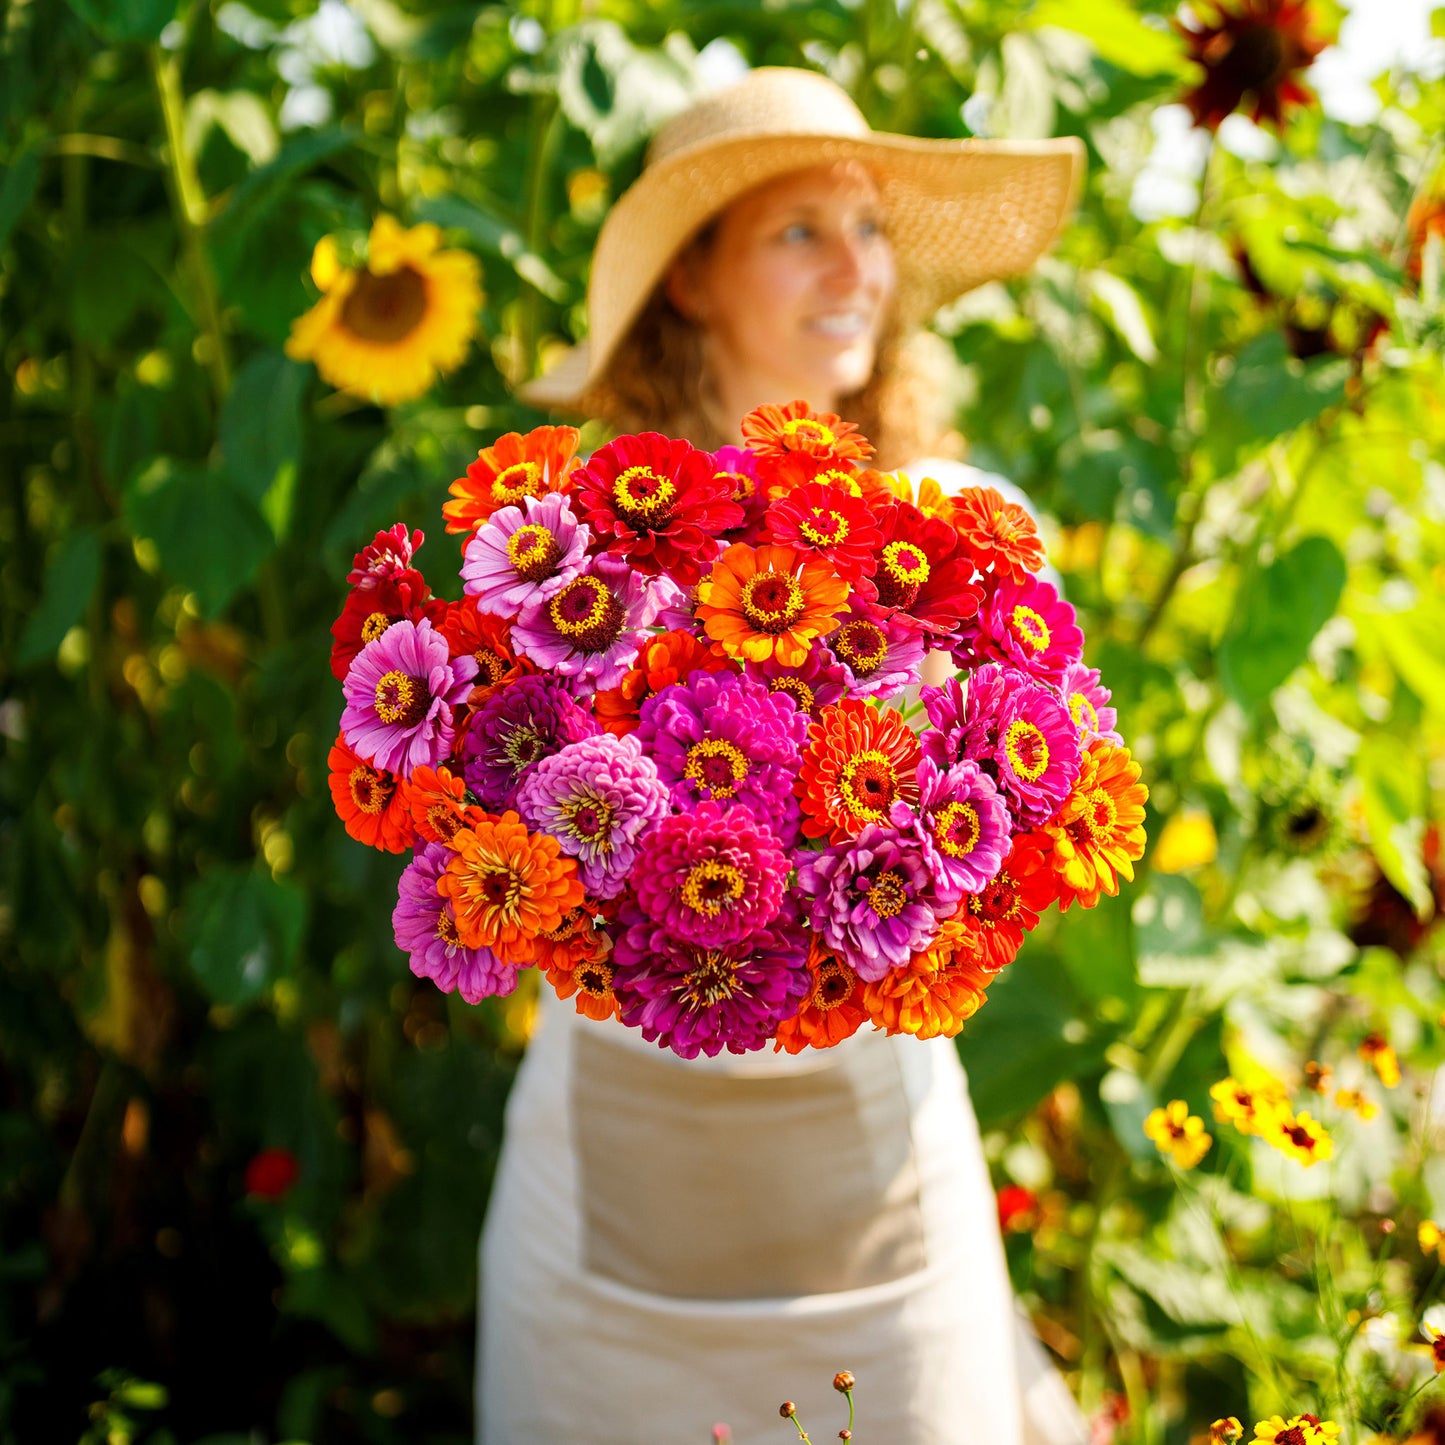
[{"xmin": 782, "ymin": 223, "xmax": 813, "ymax": 243}]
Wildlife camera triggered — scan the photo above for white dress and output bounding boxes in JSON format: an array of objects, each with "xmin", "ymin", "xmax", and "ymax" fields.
[{"xmin": 475, "ymin": 460, "xmax": 1088, "ymax": 1445}]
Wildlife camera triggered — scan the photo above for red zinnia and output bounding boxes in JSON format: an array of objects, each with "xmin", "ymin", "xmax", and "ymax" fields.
[
  {"xmin": 573, "ymin": 432, "xmax": 743, "ymax": 585},
  {"xmin": 245, "ymin": 1147, "xmax": 300, "ymax": 1201},
  {"xmin": 329, "ymin": 569, "xmax": 441, "ymax": 681},
  {"xmin": 955, "ymin": 841, "xmax": 1059, "ymax": 972},
  {"xmin": 862, "ymin": 502, "xmax": 983, "ymax": 637},
  {"xmin": 952, "ymin": 486, "xmax": 1045, "ymax": 582},
  {"xmin": 763, "ymin": 480, "xmax": 883, "ymax": 583},
  {"xmin": 1177, "ymin": 0, "xmax": 1328, "ymax": 133},
  {"xmin": 348, "ymin": 523, "xmax": 424, "ymax": 589},
  {"xmin": 328, "ymin": 733, "xmax": 415, "ymax": 853}
]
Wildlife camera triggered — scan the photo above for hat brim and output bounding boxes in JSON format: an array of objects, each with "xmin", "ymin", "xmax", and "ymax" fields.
[{"xmin": 520, "ymin": 130, "xmax": 1084, "ymax": 411}]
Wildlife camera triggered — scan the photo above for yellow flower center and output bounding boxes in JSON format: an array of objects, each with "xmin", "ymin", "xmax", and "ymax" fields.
[
  {"xmin": 339, "ymin": 265, "xmax": 428, "ymax": 343},
  {"xmin": 866, "ymin": 867, "xmax": 909, "ymax": 920},
  {"xmin": 1082, "ymin": 785, "xmax": 1117, "ymax": 843},
  {"xmin": 577, "ymin": 960, "xmax": 615, "ymax": 998},
  {"xmin": 799, "ymin": 508, "xmax": 849, "ymax": 547},
  {"xmin": 684, "ymin": 739, "xmax": 749, "ymax": 799},
  {"xmin": 716, "ymin": 470, "xmax": 754, "ymax": 504},
  {"xmin": 540, "ymin": 906, "xmax": 589, "ymax": 943},
  {"xmin": 816, "ymin": 469, "xmax": 861, "ymax": 496},
  {"xmin": 560, "ymin": 790, "xmax": 615, "ymax": 848},
  {"xmin": 361, "ymin": 611, "xmax": 394, "ymax": 643},
  {"xmin": 472, "ymin": 865, "xmax": 522, "ymax": 914},
  {"xmin": 881, "ymin": 540, "xmax": 930, "ymax": 588},
  {"xmin": 548, "ymin": 575, "xmax": 623, "ymax": 651},
  {"xmin": 681, "ymin": 950, "xmax": 742, "ymax": 1008},
  {"xmin": 833, "ymin": 619, "xmax": 888, "ymax": 675},
  {"xmin": 501, "ymin": 723, "xmax": 546, "ymax": 772},
  {"xmin": 505, "ymin": 522, "xmax": 562, "ymax": 580},
  {"xmin": 1011, "ymin": 604, "xmax": 1051, "ymax": 652},
  {"xmin": 782, "ymin": 417, "xmax": 837, "ymax": 448},
  {"xmin": 426, "ymin": 801, "xmax": 464, "ymax": 843},
  {"xmin": 491, "ymin": 461, "xmax": 544, "ymax": 507},
  {"xmin": 813, "ymin": 959, "xmax": 855, "ymax": 1012},
  {"xmin": 1068, "ymin": 691, "xmax": 1099, "ymax": 734},
  {"xmin": 740, "ymin": 570, "xmax": 805, "ymax": 634},
  {"xmin": 612, "ymin": 465, "xmax": 677, "ymax": 527},
  {"xmin": 769, "ymin": 676, "xmax": 815, "ymax": 714},
  {"xmin": 679, "ymin": 860, "xmax": 746, "ymax": 918},
  {"xmin": 348, "ymin": 764, "xmax": 391, "ymax": 814},
  {"xmin": 1003, "ymin": 719, "xmax": 1050, "ymax": 783},
  {"xmin": 373, "ymin": 670, "xmax": 428, "ymax": 727},
  {"xmin": 934, "ymin": 801, "xmax": 982, "ymax": 859},
  {"xmin": 969, "ymin": 870, "xmax": 1020, "ymax": 925},
  {"xmin": 473, "ymin": 648, "xmax": 507, "ymax": 686},
  {"xmin": 837, "ymin": 749, "xmax": 898, "ymax": 822},
  {"xmin": 435, "ymin": 909, "xmax": 461, "ymax": 947}
]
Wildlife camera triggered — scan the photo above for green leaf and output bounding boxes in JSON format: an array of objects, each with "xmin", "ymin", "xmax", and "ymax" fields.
[
  {"xmin": 17, "ymin": 527, "xmax": 103, "ymax": 667},
  {"xmin": 1211, "ymin": 333, "xmax": 1349, "ymax": 453},
  {"xmin": 124, "ymin": 458, "xmax": 275, "ymax": 616},
  {"xmin": 1029, "ymin": 0, "xmax": 1189, "ymax": 77},
  {"xmin": 63, "ymin": 0, "xmax": 175, "ymax": 42},
  {"xmin": 1372, "ymin": 597, "xmax": 1445, "ymax": 721},
  {"xmin": 0, "ymin": 146, "xmax": 40, "ymax": 254},
  {"xmin": 1218, "ymin": 536, "xmax": 1346, "ymax": 713},
  {"xmin": 413, "ymin": 194, "xmax": 566, "ymax": 301},
  {"xmin": 1357, "ymin": 732, "xmax": 1431, "ymax": 915},
  {"xmin": 1057, "ymin": 891, "xmax": 1140, "ymax": 1004},
  {"xmin": 183, "ymin": 866, "xmax": 306, "ymax": 1008},
  {"xmin": 1087, "ymin": 271, "xmax": 1158, "ymax": 363},
  {"xmin": 220, "ymin": 350, "xmax": 308, "ymax": 536},
  {"xmin": 185, "ymin": 89, "xmax": 279, "ymax": 167}
]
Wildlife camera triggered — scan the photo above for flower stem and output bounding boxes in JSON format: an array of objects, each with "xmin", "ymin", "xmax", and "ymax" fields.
[{"xmin": 148, "ymin": 45, "xmax": 232, "ymax": 406}]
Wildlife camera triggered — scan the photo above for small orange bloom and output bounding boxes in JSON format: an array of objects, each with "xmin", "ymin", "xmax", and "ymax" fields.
[
  {"xmin": 861, "ymin": 913, "xmax": 993, "ymax": 1039},
  {"xmin": 757, "ymin": 451, "xmax": 863, "ymax": 502},
  {"xmin": 401, "ymin": 764, "xmax": 471, "ymax": 845},
  {"xmin": 956, "ymin": 840, "xmax": 1059, "ymax": 971},
  {"xmin": 1407, "ymin": 187, "xmax": 1445, "ymax": 283},
  {"xmin": 952, "ymin": 485, "xmax": 1046, "ymax": 582},
  {"xmin": 741, "ymin": 400, "xmax": 873, "ymax": 465},
  {"xmin": 773, "ymin": 940, "xmax": 868, "ymax": 1054},
  {"xmin": 696, "ymin": 543, "xmax": 849, "ymax": 667},
  {"xmin": 1359, "ymin": 1032, "xmax": 1401, "ymax": 1088},
  {"xmin": 536, "ymin": 906, "xmax": 618, "ymax": 1021},
  {"xmin": 443, "ymin": 425, "xmax": 580, "ymax": 537},
  {"xmin": 592, "ymin": 629, "xmax": 735, "ymax": 736},
  {"xmin": 1427, "ymin": 1324, "xmax": 1445, "ymax": 1374},
  {"xmin": 328, "ymin": 733, "xmax": 414, "ymax": 852},
  {"xmin": 1027, "ymin": 741, "xmax": 1149, "ymax": 911},
  {"xmin": 439, "ymin": 812, "xmax": 584, "ymax": 963},
  {"xmin": 796, "ymin": 698, "xmax": 921, "ymax": 843},
  {"xmin": 438, "ymin": 599, "xmax": 533, "ymax": 703}
]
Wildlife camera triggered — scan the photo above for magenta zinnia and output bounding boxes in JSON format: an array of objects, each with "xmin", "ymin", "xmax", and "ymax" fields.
[
  {"xmin": 890, "ymin": 756, "xmax": 1011, "ymax": 901},
  {"xmin": 630, "ymin": 800, "xmax": 788, "ymax": 949},
  {"xmin": 461, "ymin": 491, "xmax": 590, "ymax": 619},
  {"xmin": 515, "ymin": 732, "xmax": 670, "ymax": 900},
  {"xmin": 958, "ymin": 574, "xmax": 1083, "ymax": 686},
  {"xmin": 341, "ymin": 616, "xmax": 477, "ymax": 775},
  {"xmin": 610, "ymin": 904, "xmax": 812, "ymax": 1059},
  {"xmin": 572, "ymin": 431, "xmax": 742, "ymax": 585},
  {"xmin": 825, "ymin": 598, "xmax": 927, "ymax": 699},
  {"xmin": 987, "ymin": 670, "xmax": 1082, "ymax": 828},
  {"xmin": 461, "ymin": 674, "xmax": 599, "ymax": 809}
]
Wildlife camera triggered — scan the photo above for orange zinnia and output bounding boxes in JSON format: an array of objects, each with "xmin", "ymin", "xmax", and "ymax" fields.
[
  {"xmin": 536, "ymin": 906, "xmax": 619, "ymax": 1022},
  {"xmin": 328, "ymin": 733, "xmax": 414, "ymax": 853},
  {"xmin": 1028, "ymin": 741, "xmax": 1148, "ymax": 910},
  {"xmin": 773, "ymin": 939, "xmax": 868, "ymax": 1054},
  {"xmin": 952, "ymin": 485, "xmax": 1046, "ymax": 582},
  {"xmin": 401, "ymin": 763, "xmax": 471, "ymax": 845},
  {"xmin": 757, "ymin": 450, "xmax": 864, "ymax": 503},
  {"xmin": 861, "ymin": 914, "xmax": 993, "ymax": 1039},
  {"xmin": 696, "ymin": 543, "xmax": 849, "ymax": 667},
  {"xmin": 592, "ymin": 629, "xmax": 735, "ymax": 736},
  {"xmin": 443, "ymin": 424, "xmax": 580, "ymax": 537},
  {"xmin": 796, "ymin": 698, "xmax": 921, "ymax": 843},
  {"xmin": 955, "ymin": 840, "xmax": 1059, "ymax": 970},
  {"xmin": 741, "ymin": 400, "xmax": 874, "ymax": 465},
  {"xmin": 439, "ymin": 811, "xmax": 584, "ymax": 963},
  {"xmin": 438, "ymin": 599, "xmax": 532, "ymax": 703}
]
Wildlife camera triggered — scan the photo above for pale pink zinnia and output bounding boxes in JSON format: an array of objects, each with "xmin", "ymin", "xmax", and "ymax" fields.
[{"xmin": 461, "ymin": 491, "xmax": 590, "ymax": 619}]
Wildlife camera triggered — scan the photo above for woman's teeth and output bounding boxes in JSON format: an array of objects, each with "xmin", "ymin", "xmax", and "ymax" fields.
[{"xmin": 807, "ymin": 311, "xmax": 868, "ymax": 338}]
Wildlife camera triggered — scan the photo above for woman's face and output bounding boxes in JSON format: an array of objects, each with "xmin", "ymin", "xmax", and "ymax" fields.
[{"xmin": 669, "ymin": 161, "xmax": 896, "ymax": 414}]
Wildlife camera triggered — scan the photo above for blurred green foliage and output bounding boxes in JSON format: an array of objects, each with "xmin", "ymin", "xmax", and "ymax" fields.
[{"xmin": 2, "ymin": 0, "xmax": 1444, "ymax": 1441}]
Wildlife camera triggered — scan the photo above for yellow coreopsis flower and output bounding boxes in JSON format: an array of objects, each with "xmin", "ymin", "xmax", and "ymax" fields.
[
  {"xmin": 1263, "ymin": 1110, "xmax": 1334, "ymax": 1167},
  {"xmin": 1152, "ymin": 808, "xmax": 1218, "ymax": 873},
  {"xmin": 1211, "ymin": 1419, "xmax": 1244, "ymax": 1444},
  {"xmin": 1332, "ymin": 1087, "xmax": 1379, "ymax": 1121},
  {"xmin": 1359, "ymin": 1032, "xmax": 1402, "ymax": 1088},
  {"xmin": 286, "ymin": 214, "xmax": 482, "ymax": 406},
  {"xmin": 1210, "ymin": 1075, "xmax": 1291, "ymax": 1136},
  {"xmin": 1253, "ymin": 1416, "xmax": 1339, "ymax": 1445},
  {"xmin": 1420, "ymin": 1219, "xmax": 1442, "ymax": 1255},
  {"xmin": 1144, "ymin": 1099, "xmax": 1212, "ymax": 1168}
]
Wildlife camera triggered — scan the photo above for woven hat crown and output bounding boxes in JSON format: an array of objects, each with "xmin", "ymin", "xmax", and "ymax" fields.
[{"xmin": 645, "ymin": 68, "xmax": 872, "ymax": 168}]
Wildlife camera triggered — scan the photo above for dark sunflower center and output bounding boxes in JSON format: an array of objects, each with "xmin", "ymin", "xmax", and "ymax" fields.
[
  {"xmin": 1217, "ymin": 23, "xmax": 1288, "ymax": 93},
  {"xmin": 340, "ymin": 265, "xmax": 428, "ymax": 344}
]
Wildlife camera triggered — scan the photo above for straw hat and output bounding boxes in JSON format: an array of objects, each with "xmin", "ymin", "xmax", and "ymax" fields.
[{"xmin": 520, "ymin": 66, "xmax": 1084, "ymax": 411}]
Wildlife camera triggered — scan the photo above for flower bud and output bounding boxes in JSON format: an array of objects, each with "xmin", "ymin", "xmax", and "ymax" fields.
[
  {"xmin": 833, "ymin": 1372, "xmax": 855, "ymax": 1393},
  {"xmin": 779, "ymin": 1402, "xmax": 796, "ymax": 1419}
]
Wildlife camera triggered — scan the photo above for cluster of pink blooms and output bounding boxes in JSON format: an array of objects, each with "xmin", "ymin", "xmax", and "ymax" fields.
[{"xmin": 327, "ymin": 404, "xmax": 1147, "ymax": 1057}]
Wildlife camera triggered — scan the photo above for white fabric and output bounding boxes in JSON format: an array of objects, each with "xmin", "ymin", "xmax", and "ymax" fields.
[{"xmin": 473, "ymin": 456, "xmax": 1088, "ymax": 1444}]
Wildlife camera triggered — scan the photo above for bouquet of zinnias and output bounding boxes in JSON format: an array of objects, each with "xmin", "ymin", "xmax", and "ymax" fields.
[{"xmin": 328, "ymin": 402, "xmax": 1147, "ymax": 1058}]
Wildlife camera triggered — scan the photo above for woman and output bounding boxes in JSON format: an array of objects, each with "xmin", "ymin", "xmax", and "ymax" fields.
[{"xmin": 479, "ymin": 67, "xmax": 1087, "ymax": 1444}]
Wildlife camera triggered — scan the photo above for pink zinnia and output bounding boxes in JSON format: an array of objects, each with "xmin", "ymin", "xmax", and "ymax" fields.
[
  {"xmin": 393, "ymin": 841, "xmax": 518, "ymax": 1002},
  {"xmin": 710, "ymin": 444, "xmax": 767, "ymax": 537},
  {"xmin": 744, "ymin": 648, "xmax": 849, "ymax": 721},
  {"xmin": 959, "ymin": 575, "xmax": 1083, "ymax": 685},
  {"xmin": 1058, "ymin": 661, "xmax": 1122, "ymax": 746},
  {"xmin": 989, "ymin": 673, "xmax": 1081, "ymax": 827},
  {"xmin": 461, "ymin": 491, "xmax": 590, "ymax": 619},
  {"xmin": 516, "ymin": 732, "xmax": 670, "ymax": 899},
  {"xmin": 630, "ymin": 801, "xmax": 788, "ymax": 949},
  {"xmin": 890, "ymin": 756, "xmax": 1010, "ymax": 900},
  {"xmin": 341, "ymin": 617, "xmax": 477, "ymax": 776},
  {"xmin": 824, "ymin": 598, "xmax": 927, "ymax": 699},
  {"xmin": 511, "ymin": 555, "xmax": 674, "ymax": 691}
]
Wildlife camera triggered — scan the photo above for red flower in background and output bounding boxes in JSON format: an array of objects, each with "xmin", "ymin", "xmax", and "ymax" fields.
[
  {"xmin": 1177, "ymin": 0, "xmax": 1328, "ymax": 133},
  {"xmin": 996, "ymin": 1183, "xmax": 1040, "ymax": 1234},
  {"xmin": 244, "ymin": 1148, "xmax": 300, "ymax": 1201},
  {"xmin": 1407, "ymin": 187, "xmax": 1445, "ymax": 283}
]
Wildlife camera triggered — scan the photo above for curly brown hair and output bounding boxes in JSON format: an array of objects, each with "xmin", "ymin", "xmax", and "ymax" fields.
[{"xmin": 561, "ymin": 227, "xmax": 962, "ymax": 471}]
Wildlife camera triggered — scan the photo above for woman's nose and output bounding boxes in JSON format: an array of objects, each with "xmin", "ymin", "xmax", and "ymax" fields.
[{"xmin": 820, "ymin": 231, "xmax": 869, "ymax": 291}]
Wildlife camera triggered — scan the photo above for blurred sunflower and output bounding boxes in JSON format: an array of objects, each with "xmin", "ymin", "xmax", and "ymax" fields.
[
  {"xmin": 1177, "ymin": 0, "xmax": 1328, "ymax": 132},
  {"xmin": 286, "ymin": 214, "xmax": 482, "ymax": 406}
]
